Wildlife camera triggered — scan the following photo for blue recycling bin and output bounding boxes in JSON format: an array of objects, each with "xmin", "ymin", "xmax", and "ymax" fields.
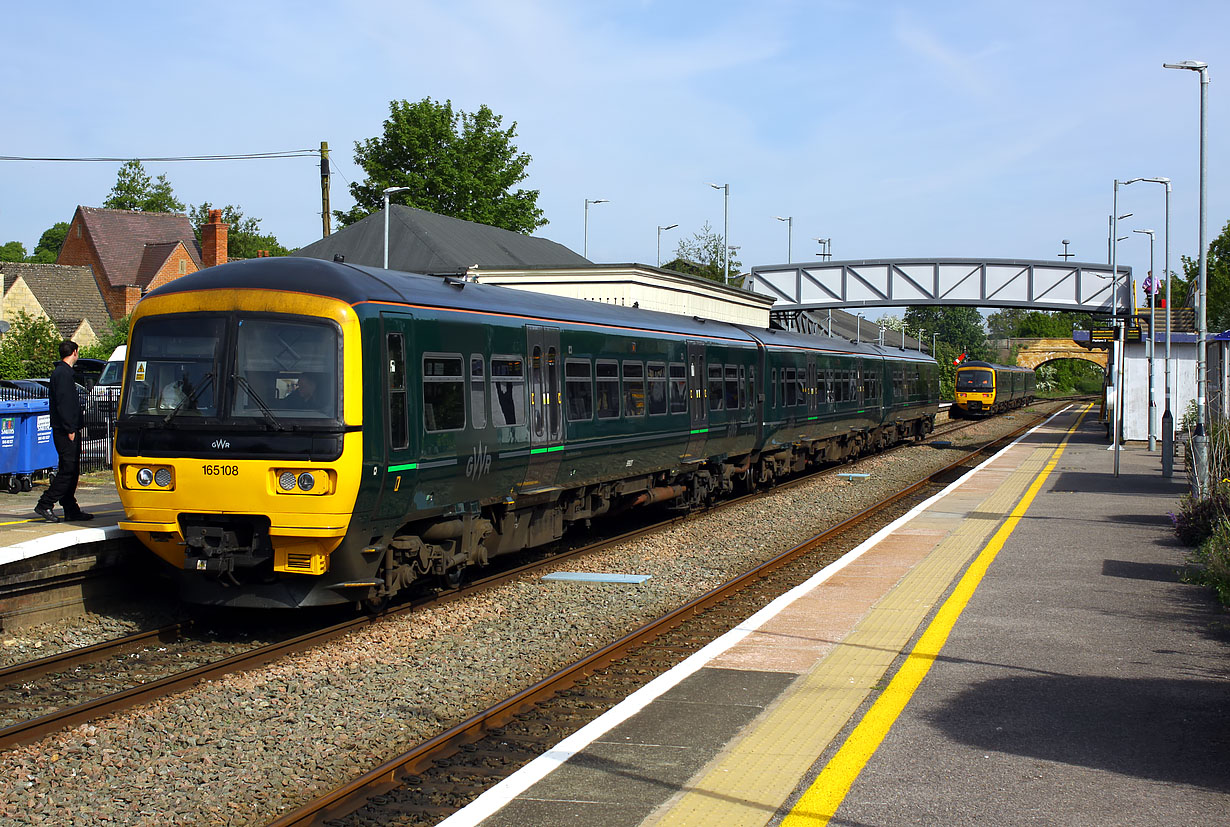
[{"xmin": 0, "ymin": 398, "xmax": 55, "ymax": 492}]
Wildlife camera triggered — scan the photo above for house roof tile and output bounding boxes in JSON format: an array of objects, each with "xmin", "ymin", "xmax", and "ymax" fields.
[{"xmin": 74, "ymin": 206, "xmax": 201, "ymax": 288}]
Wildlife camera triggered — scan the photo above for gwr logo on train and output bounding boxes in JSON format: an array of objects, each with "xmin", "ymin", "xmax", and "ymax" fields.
[{"xmin": 466, "ymin": 443, "xmax": 493, "ymax": 480}]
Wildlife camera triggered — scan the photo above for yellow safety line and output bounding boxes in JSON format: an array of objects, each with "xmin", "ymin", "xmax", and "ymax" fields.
[{"xmin": 782, "ymin": 403, "xmax": 1091, "ymax": 826}]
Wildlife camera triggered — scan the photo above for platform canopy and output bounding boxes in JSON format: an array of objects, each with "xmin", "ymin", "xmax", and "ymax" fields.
[{"xmin": 747, "ymin": 258, "xmax": 1133, "ymax": 314}]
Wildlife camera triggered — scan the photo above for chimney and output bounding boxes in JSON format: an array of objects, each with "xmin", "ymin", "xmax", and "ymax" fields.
[{"xmin": 201, "ymin": 208, "xmax": 228, "ymax": 268}]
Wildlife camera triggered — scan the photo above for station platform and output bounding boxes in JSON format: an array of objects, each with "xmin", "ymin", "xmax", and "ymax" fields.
[
  {"xmin": 0, "ymin": 471, "xmax": 126, "ymax": 569},
  {"xmin": 442, "ymin": 404, "xmax": 1230, "ymax": 826}
]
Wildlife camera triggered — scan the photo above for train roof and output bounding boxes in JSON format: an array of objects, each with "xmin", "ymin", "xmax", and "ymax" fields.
[{"xmin": 144, "ymin": 257, "xmax": 937, "ymax": 365}]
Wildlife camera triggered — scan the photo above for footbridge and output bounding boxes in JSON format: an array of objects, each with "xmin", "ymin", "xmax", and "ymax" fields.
[{"xmin": 748, "ymin": 258, "xmax": 1132, "ymax": 314}]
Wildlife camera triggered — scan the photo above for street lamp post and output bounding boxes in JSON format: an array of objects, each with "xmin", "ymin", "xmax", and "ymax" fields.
[
  {"xmin": 932, "ymin": 332, "xmax": 939, "ymax": 355},
  {"xmin": 583, "ymin": 198, "xmax": 609, "ymax": 260},
  {"xmin": 382, "ymin": 186, "xmax": 411, "ymax": 269},
  {"xmin": 812, "ymin": 237, "xmax": 832, "ymax": 260},
  {"xmin": 917, "ymin": 329, "xmax": 925, "ymax": 352},
  {"xmin": 1165, "ymin": 59, "xmax": 1210, "ymax": 496},
  {"xmin": 1111, "ymin": 180, "xmax": 1126, "ymax": 476},
  {"xmin": 854, "ymin": 313, "xmax": 865, "ymax": 345},
  {"xmin": 775, "ymin": 216, "xmax": 793, "ymax": 262},
  {"xmin": 1124, "ymin": 177, "xmax": 1173, "ymax": 473},
  {"xmin": 1134, "ymin": 228, "xmax": 1157, "ymax": 451},
  {"xmin": 707, "ymin": 183, "xmax": 729, "ymax": 283},
  {"xmin": 656, "ymin": 224, "xmax": 678, "ymax": 267}
]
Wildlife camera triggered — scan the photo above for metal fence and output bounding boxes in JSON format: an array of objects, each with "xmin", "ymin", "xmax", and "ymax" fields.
[{"xmin": 0, "ymin": 386, "xmax": 115, "ymax": 475}]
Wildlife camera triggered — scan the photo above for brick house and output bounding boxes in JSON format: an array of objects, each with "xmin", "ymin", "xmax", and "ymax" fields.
[
  {"xmin": 0, "ymin": 262, "xmax": 112, "ymax": 347},
  {"xmin": 57, "ymin": 206, "xmax": 228, "ymax": 319}
]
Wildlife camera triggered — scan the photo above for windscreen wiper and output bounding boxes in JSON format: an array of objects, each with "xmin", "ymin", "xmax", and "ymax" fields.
[
  {"xmin": 162, "ymin": 372, "xmax": 215, "ymax": 425},
  {"xmin": 233, "ymin": 375, "xmax": 288, "ymax": 431}
]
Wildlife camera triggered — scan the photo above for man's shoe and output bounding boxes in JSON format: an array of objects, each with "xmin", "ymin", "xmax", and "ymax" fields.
[
  {"xmin": 33, "ymin": 504, "xmax": 59, "ymax": 523},
  {"xmin": 64, "ymin": 510, "xmax": 94, "ymax": 522}
]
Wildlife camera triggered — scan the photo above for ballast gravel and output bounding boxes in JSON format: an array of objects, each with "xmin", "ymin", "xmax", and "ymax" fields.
[{"xmin": 0, "ymin": 407, "xmax": 1057, "ymax": 825}]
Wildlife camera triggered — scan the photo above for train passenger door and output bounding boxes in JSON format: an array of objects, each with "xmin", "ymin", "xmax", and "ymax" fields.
[
  {"xmin": 523, "ymin": 326, "xmax": 562, "ymax": 491},
  {"xmin": 374, "ymin": 312, "xmax": 417, "ymax": 522},
  {"xmin": 807, "ymin": 358, "xmax": 818, "ymax": 417},
  {"xmin": 683, "ymin": 341, "xmax": 707, "ymax": 461}
]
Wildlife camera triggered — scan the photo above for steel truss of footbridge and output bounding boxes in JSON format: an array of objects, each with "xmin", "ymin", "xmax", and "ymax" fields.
[{"xmin": 747, "ymin": 258, "xmax": 1132, "ymax": 315}]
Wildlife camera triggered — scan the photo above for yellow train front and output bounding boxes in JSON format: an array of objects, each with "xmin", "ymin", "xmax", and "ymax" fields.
[
  {"xmin": 953, "ymin": 360, "xmax": 1036, "ymax": 416},
  {"xmin": 113, "ymin": 260, "xmax": 370, "ymax": 608}
]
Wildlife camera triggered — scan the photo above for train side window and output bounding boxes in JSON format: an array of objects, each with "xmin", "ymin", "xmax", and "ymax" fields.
[
  {"xmin": 780, "ymin": 367, "xmax": 788, "ymax": 407},
  {"xmin": 668, "ymin": 362, "xmax": 687, "ymax": 414},
  {"xmin": 596, "ymin": 360, "xmax": 620, "ymax": 419},
  {"xmin": 796, "ymin": 366, "xmax": 806, "ymax": 406},
  {"xmin": 565, "ymin": 359, "xmax": 593, "ymax": 421},
  {"xmin": 708, "ymin": 364, "xmax": 724, "ymax": 411},
  {"xmin": 771, "ymin": 367, "xmax": 778, "ymax": 408},
  {"xmin": 387, "ymin": 333, "xmax": 408, "ymax": 450},
  {"xmin": 647, "ymin": 362, "xmax": 667, "ymax": 415},
  {"xmin": 470, "ymin": 355, "xmax": 486, "ymax": 430},
  {"xmin": 743, "ymin": 366, "xmax": 751, "ymax": 413},
  {"xmin": 624, "ymin": 361, "xmax": 646, "ymax": 416},
  {"xmin": 784, "ymin": 367, "xmax": 797, "ymax": 406},
  {"xmin": 423, "ymin": 354, "xmax": 464, "ymax": 432},
  {"xmin": 491, "ymin": 356, "xmax": 526, "ymax": 427},
  {"xmin": 725, "ymin": 365, "xmax": 739, "ymax": 409}
]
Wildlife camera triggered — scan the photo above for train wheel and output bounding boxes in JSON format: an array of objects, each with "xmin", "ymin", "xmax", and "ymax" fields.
[{"xmin": 361, "ymin": 593, "xmax": 389, "ymax": 614}]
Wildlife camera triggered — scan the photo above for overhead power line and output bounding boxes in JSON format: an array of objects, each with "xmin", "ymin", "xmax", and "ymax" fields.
[{"xmin": 0, "ymin": 150, "xmax": 318, "ymax": 162}]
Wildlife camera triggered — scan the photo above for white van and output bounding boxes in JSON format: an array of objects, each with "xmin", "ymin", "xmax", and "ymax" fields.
[{"xmin": 88, "ymin": 345, "xmax": 126, "ymax": 424}]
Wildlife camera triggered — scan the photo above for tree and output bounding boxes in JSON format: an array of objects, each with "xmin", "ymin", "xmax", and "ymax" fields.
[
  {"xmin": 986, "ymin": 309, "xmax": 1097, "ymax": 339},
  {"xmin": 338, "ymin": 98, "xmax": 546, "ymax": 233},
  {"xmin": 664, "ymin": 222, "xmax": 743, "ymax": 284},
  {"xmin": 0, "ymin": 241, "xmax": 27, "ymax": 263},
  {"xmin": 189, "ymin": 203, "xmax": 290, "ymax": 259},
  {"xmin": 903, "ymin": 306, "xmax": 992, "ymax": 361},
  {"xmin": 103, "ymin": 160, "xmax": 185, "ymax": 213},
  {"xmin": 28, "ymin": 222, "xmax": 70, "ymax": 263},
  {"xmin": 1181, "ymin": 218, "xmax": 1230, "ymax": 332},
  {"xmin": 0, "ymin": 311, "xmax": 61, "ymax": 379}
]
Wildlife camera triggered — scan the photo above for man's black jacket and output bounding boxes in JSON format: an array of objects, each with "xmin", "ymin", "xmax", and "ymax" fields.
[{"xmin": 48, "ymin": 360, "xmax": 82, "ymax": 433}]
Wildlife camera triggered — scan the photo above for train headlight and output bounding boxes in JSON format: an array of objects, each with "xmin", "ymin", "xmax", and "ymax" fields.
[
  {"xmin": 154, "ymin": 468, "xmax": 172, "ymax": 487},
  {"xmin": 279, "ymin": 471, "xmax": 297, "ymax": 491},
  {"xmin": 273, "ymin": 468, "xmax": 329, "ymax": 495},
  {"xmin": 297, "ymin": 472, "xmax": 315, "ymax": 491},
  {"xmin": 136, "ymin": 468, "xmax": 154, "ymax": 487}
]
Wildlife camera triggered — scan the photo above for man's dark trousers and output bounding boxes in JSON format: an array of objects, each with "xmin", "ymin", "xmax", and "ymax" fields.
[{"xmin": 38, "ymin": 429, "xmax": 80, "ymax": 513}]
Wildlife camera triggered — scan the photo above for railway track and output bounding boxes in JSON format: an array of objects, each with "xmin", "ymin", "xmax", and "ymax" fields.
[{"xmin": 267, "ymin": 402, "xmax": 1070, "ymax": 826}]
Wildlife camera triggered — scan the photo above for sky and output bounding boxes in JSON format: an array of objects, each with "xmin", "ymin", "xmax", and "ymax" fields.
[{"xmin": 2, "ymin": 1, "xmax": 1227, "ymax": 313}]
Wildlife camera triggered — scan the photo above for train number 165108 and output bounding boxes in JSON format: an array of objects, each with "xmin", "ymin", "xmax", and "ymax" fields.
[{"xmin": 202, "ymin": 464, "xmax": 239, "ymax": 477}]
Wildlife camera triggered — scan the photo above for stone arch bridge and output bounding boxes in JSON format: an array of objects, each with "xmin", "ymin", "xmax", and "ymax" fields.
[{"xmin": 992, "ymin": 338, "xmax": 1108, "ymax": 371}]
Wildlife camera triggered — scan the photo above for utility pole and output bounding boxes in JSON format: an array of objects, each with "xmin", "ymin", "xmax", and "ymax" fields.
[{"xmin": 320, "ymin": 141, "xmax": 331, "ymax": 238}]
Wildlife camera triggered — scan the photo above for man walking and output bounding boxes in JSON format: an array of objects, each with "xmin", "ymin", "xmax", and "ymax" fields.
[{"xmin": 34, "ymin": 341, "xmax": 92, "ymax": 522}]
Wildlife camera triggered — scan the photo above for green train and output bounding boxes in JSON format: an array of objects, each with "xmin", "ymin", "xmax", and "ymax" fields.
[{"xmin": 114, "ymin": 258, "xmax": 941, "ymax": 608}]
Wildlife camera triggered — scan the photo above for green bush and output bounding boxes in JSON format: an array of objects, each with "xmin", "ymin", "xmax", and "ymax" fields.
[{"xmin": 1186, "ymin": 518, "xmax": 1230, "ymax": 605}]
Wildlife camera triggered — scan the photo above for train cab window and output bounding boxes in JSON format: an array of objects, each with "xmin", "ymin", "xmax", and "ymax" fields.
[
  {"xmin": 725, "ymin": 365, "xmax": 739, "ymax": 410},
  {"xmin": 470, "ymin": 356, "xmax": 486, "ymax": 430},
  {"xmin": 647, "ymin": 362, "xmax": 667, "ymax": 415},
  {"xmin": 491, "ymin": 356, "xmax": 526, "ymax": 427},
  {"xmin": 124, "ymin": 315, "xmax": 224, "ymax": 418},
  {"xmin": 708, "ymin": 365, "xmax": 724, "ymax": 411},
  {"xmin": 957, "ymin": 369, "xmax": 993, "ymax": 390},
  {"xmin": 565, "ymin": 359, "xmax": 593, "ymax": 421},
  {"xmin": 235, "ymin": 317, "xmax": 338, "ymax": 422},
  {"xmin": 596, "ymin": 360, "xmax": 620, "ymax": 419},
  {"xmin": 423, "ymin": 355, "xmax": 464, "ymax": 432},
  {"xmin": 668, "ymin": 363, "xmax": 687, "ymax": 414},
  {"xmin": 624, "ymin": 361, "xmax": 646, "ymax": 416},
  {"xmin": 388, "ymin": 334, "xmax": 408, "ymax": 449}
]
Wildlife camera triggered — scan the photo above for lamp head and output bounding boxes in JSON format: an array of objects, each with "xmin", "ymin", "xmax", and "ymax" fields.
[
  {"xmin": 660, "ymin": 223, "xmax": 678, "ymax": 231},
  {"xmin": 1164, "ymin": 60, "xmax": 1208, "ymax": 71}
]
